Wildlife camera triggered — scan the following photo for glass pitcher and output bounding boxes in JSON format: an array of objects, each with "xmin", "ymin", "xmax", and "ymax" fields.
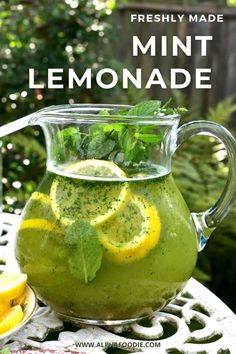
[{"xmin": 15, "ymin": 104, "xmax": 236, "ymax": 325}]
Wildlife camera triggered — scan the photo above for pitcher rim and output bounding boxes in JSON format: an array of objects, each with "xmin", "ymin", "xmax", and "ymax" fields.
[{"xmin": 29, "ymin": 104, "xmax": 180, "ymax": 125}]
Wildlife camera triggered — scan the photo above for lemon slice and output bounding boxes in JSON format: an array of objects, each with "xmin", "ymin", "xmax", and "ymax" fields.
[
  {"xmin": 30, "ymin": 191, "xmax": 51, "ymax": 205},
  {"xmin": 50, "ymin": 159, "xmax": 130, "ymax": 226},
  {"xmin": 65, "ymin": 159, "xmax": 128, "ymax": 178},
  {"xmin": 0, "ymin": 305, "xmax": 24, "ymax": 335},
  {"xmin": 22, "ymin": 192, "xmax": 55, "ymax": 222},
  {"xmin": 16, "ymin": 219, "xmax": 65, "ymax": 269},
  {"xmin": 15, "ymin": 219, "xmax": 64, "ymax": 262},
  {"xmin": 19, "ymin": 219, "xmax": 64, "ymax": 235},
  {"xmin": 97, "ymin": 194, "xmax": 161, "ymax": 263},
  {"xmin": 0, "ymin": 273, "xmax": 27, "ymax": 303}
]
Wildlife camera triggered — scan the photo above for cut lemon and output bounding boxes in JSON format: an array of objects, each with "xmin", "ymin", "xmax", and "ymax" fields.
[
  {"xmin": 0, "ymin": 302, "xmax": 10, "ymax": 316},
  {"xmin": 17, "ymin": 219, "xmax": 64, "ymax": 263},
  {"xmin": 50, "ymin": 159, "xmax": 130, "ymax": 226},
  {"xmin": 0, "ymin": 273, "xmax": 27, "ymax": 303},
  {"xmin": 97, "ymin": 194, "xmax": 161, "ymax": 263},
  {"xmin": 19, "ymin": 219, "xmax": 64, "ymax": 235},
  {"xmin": 30, "ymin": 191, "xmax": 51, "ymax": 205},
  {"xmin": 0, "ymin": 305, "xmax": 24, "ymax": 335},
  {"xmin": 65, "ymin": 159, "xmax": 128, "ymax": 179},
  {"xmin": 22, "ymin": 192, "xmax": 55, "ymax": 222},
  {"xmin": 16, "ymin": 219, "xmax": 67, "ymax": 269}
]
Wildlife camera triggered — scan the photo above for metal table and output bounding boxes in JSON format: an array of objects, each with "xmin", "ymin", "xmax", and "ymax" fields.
[{"xmin": 1, "ymin": 213, "xmax": 236, "ymax": 353}]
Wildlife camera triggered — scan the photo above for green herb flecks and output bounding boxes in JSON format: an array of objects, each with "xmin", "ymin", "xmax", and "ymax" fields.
[{"xmin": 65, "ymin": 220, "xmax": 103, "ymax": 283}]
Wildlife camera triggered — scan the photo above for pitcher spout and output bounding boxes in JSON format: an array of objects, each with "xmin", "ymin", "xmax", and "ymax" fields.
[{"xmin": 30, "ymin": 104, "xmax": 179, "ymax": 179}]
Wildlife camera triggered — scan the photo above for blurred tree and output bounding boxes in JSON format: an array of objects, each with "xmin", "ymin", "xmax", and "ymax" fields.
[
  {"xmin": 0, "ymin": 0, "xmax": 116, "ymax": 211},
  {"xmin": 0, "ymin": 0, "xmax": 115, "ymax": 123}
]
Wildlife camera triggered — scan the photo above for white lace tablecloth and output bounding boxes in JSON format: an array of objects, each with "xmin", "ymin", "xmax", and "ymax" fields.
[{"xmin": 1, "ymin": 213, "xmax": 236, "ymax": 353}]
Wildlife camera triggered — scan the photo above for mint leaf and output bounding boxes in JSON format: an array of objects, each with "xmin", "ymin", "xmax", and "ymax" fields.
[
  {"xmin": 134, "ymin": 133, "xmax": 162, "ymax": 143},
  {"xmin": 118, "ymin": 127, "xmax": 137, "ymax": 151},
  {"xmin": 87, "ymin": 130, "xmax": 116, "ymax": 159},
  {"xmin": 125, "ymin": 141, "xmax": 147, "ymax": 162},
  {"xmin": 53, "ymin": 99, "xmax": 187, "ymax": 166},
  {"xmin": 176, "ymin": 107, "xmax": 188, "ymax": 114},
  {"xmin": 98, "ymin": 109, "xmax": 110, "ymax": 115},
  {"xmin": 104, "ymin": 123, "xmax": 123, "ymax": 133},
  {"xmin": 65, "ymin": 220, "xmax": 103, "ymax": 283},
  {"xmin": 53, "ymin": 127, "xmax": 81, "ymax": 162},
  {"xmin": 126, "ymin": 99, "xmax": 187, "ymax": 117},
  {"xmin": 114, "ymin": 99, "xmax": 187, "ymax": 162},
  {"xmin": 114, "ymin": 109, "xmax": 127, "ymax": 116},
  {"xmin": 56, "ymin": 127, "xmax": 81, "ymax": 149},
  {"xmin": 118, "ymin": 127, "xmax": 148, "ymax": 162},
  {"xmin": 127, "ymin": 100, "xmax": 162, "ymax": 117}
]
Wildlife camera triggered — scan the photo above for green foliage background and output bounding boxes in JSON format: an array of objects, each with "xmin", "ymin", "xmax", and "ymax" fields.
[{"xmin": 1, "ymin": 0, "xmax": 236, "ymax": 311}]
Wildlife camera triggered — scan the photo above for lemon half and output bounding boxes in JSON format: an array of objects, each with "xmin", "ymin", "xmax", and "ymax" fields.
[
  {"xmin": 50, "ymin": 159, "xmax": 130, "ymax": 226},
  {"xmin": 0, "ymin": 302, "xmax": 10, "ymax": 316},
  {"xmin": 97, "ymin": 194, "xmax": 161, "ymax": 263},
  {"xmin": 0, "ymin": 273, "xmax": 27, "ymax": 303}
]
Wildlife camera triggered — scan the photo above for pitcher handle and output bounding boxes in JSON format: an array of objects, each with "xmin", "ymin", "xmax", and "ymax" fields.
[{"xmin": 176, "ymin": 120, "xmax": 236, "ymax": 251}]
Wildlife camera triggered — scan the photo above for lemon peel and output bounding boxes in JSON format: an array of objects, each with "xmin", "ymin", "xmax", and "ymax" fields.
[{"xmin": 0, "ymin": 305, "xmax": 24, "ymax": 335}]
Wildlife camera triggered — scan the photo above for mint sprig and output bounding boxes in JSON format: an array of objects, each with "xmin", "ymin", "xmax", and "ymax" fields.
[
  {"xmin": 126, "ymin": 98, "xmax": 187, "ymax": 117},
  {"xmin": 65, "ymin": 220, "xmax": 103, "ymax": 283},
  {"xmin": 52, "ymin": 99, "xmax": 187, "ymax": 165},
  {"xmin": 53, "ymin": 127, "xmax": 82, "ymax": 163},
  {"xmin": 127, "ymin": 100, "xmax": 162, "ymax": 116}
]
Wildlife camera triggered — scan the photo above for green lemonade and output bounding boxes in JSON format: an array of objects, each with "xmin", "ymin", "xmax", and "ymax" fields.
[{"xmin": 15, "ymin": 166, "xmax": 198, "ymax": 321}]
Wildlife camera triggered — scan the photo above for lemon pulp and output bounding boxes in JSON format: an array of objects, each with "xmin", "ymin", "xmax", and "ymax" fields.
[{"xmin": 0, "ymin": 273, "xmax": 27, "ymax": 303}]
